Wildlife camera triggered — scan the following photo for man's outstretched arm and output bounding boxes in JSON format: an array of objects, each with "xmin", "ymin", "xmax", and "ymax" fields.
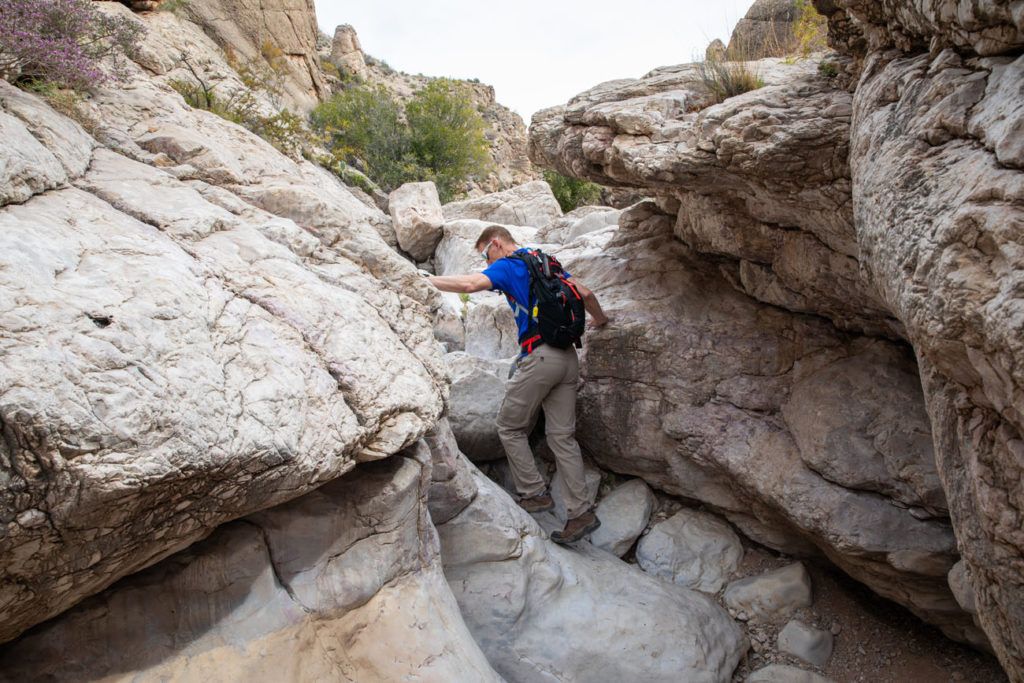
[
  {"xmin": 428, "ymin": 273, "xmax": 493, "ymax": 294},
  {"xmin": 566, "ymin": 278, "xmax": 609, "ymax": 328}
]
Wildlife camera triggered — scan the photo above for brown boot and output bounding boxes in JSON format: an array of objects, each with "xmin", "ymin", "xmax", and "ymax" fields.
[
  {"xmin": 551, "ymin": 509, "xmax": 601, "ymax": 545},
  {"xmin": 518, "ymin": 492, "xmax": 554, "ymax": 513}
]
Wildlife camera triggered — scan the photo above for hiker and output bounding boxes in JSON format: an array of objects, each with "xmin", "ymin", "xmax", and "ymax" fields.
[{"xmin": 427, "ymin": 225, "xmax": 610, "ymax": 544}]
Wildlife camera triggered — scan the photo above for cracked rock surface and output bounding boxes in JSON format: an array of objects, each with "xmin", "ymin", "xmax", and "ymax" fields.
[
  {"xmin": 0, "ymin": 455, "xmax": 499, "ymax": 681},
  {"xmin": 0, "ymin": 5, "xmax": 445, "ymax": 644},
  {"xmin": 547, "ymin": 204, "xmax": 975, "ymax": 642}
]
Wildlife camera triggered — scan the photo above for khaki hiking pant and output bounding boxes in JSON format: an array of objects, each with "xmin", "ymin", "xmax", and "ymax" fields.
[{"xmin": 496, "ymin": 344, "xmax": 589, "ymax": 519}]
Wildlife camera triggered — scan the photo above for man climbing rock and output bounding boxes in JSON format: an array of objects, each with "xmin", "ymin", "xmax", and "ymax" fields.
[{"xmin": 428, "ymin": 225, "xmax": 610, "ymax": 544}]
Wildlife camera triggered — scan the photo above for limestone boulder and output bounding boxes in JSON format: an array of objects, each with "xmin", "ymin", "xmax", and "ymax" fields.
[
  {"xmin": 777, "ymin": 620, "xmax": 835, "ymax": 667},
  {"xmin": 445, "ymin": 352, "xmax": 514, "ymax": 461},
  {"xmin": 724, "ymin": 563, "xmax": 813, "ymax": 622},
  {"xmin": 0, "ymin": 456, "xmax": 500, "ymax": 681},
  {"xmin": 728, "ymin": 0, "xmax": 800, "ymax": 57},
  {"xmin": 590, "ymin": 478, "xmax": 655, "ymax": 557},
  {"xmin": 438, "ymin": 464, "xmax": 748, "ymax": 682},
  {"xmin": 389, "ymin": 181, "xmax": 445, "ymax": 262},
  {"xmin": 442, "ymin": 179, "xmax": 562, "ymax": 229},
  {"xmin": 465, "ymin": 295, "xmax": 520, "ymax": 359},
  {"xmin": 424, "ymin": 418, "xmax": 478, "ymax": 525},
  {"xmin": 537, "ymin": 205, "xmax": 622, "ymax": 245},
  {"xmin": 636, "ymin": 509, "xmax": 744, "ymax": 593},
  {"xmin": 330, "ymin": 24, "xmax": 368, "ymax": 80},
  {"xmin": 0, "ymin": 32, "xmax": 445, "ymax": 642},
  {"xmin": 529, "ymin": 58, "xmax": 902, "ymax": 339}
]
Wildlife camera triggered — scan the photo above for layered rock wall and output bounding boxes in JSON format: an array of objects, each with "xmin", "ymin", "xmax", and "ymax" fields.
[{"xmin": 528, "ymin": 3, "xmax": 1024, "ymax": 674}]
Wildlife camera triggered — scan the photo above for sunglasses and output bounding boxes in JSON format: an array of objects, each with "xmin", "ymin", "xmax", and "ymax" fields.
[{"xmin": 480, "ymin": 240, "xmax": 495, "ymax": 262}]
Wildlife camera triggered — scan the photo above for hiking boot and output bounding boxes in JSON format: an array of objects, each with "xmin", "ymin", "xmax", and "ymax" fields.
[
  {"xmin": 518, "ymin": 492, "xmax": 554, "ymax": 513},
  {"xmin": 551, "ymin": 509, "xmax": 601, "ymax": 545}
]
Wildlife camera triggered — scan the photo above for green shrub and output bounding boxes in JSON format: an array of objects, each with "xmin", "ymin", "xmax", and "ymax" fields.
[
  {"xmin": 543, "ymin": 170, "xmax": 603, "ymax": 213},
  {"xmin": 311, "ymin": 85, "xmax": 413, "ymax": 191},
  {"xmin": 818, "ymin": 60, "xmax": 838, "ymax": 78},
  {"xmin": 406, "ymin": 79, "xmax": 491, "ymax": 202},
  {"xmin": 794, "ymin": 0, "xmax": 829, "ymax": 56},
  {"xmin": 312, "ymin": 79, "xmax": 491, "ymax": 202}
]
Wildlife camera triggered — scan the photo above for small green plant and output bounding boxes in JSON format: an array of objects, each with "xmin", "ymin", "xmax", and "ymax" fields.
[
  {"xmin": 543, "ymin": 170, "xmax": 603, "ymax": 213},
  {"xmin": 458, "ymin": 292, "xmax": 470, "ymax": 319},
  {"xmin": 696, "ymin": 55, "xmax": 765, "ymax": 105},
  {"xmin": 817, "ymin": 60, "xmax": 838, "ymax": 78}
]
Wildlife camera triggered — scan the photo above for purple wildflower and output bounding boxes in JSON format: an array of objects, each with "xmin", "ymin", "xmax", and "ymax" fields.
[{"xmin": 0, "ymin": 0, "xmax": 144, "ymax": 90}]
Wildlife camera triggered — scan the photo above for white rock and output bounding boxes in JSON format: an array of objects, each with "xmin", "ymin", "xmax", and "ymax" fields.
[
  {"xmin": 438, "ymin": 465, "xmax": 748, "ymax": 682},
  {"xmin": 445, "ymin": 352, "xmax": 515, "ymax": 461},
  {"xmin": 0, "ymin": 457, "xmax": 500, "ymax": 681},
  {"xmin": 777, "ymin": 620, "xmax": 834, "ymax": 667},
  {"xmin": 538, "ymin": 205, "xmax": 622, "ymax": 244},
  {"xmin": 724, "ymin": 563, "xmax": 813, "ymax": 622},
  {"xmin": 590, "ymin": 479, "xmax": 656, "ymax": 557},
  {"xmin": 636, "ymin": 509, "xmax": 744, "ymax": 593},
  {"xmin": 464, "ymin": 295, "xmax": 519, "ymax": 359},
  {"xmin": 746, "ymin": 664, "xmax": 836, "ymax": 683},
  {"xmin": 442, "ymin": 179, "xmax": 562, "ymax": 229},
  {"xmin": 389, "ymin": 181, "xmax": 445, "ymax": 261},
  {"xmin": 948, "ymin": 560, "xmax": 977, "ymax": 615}
]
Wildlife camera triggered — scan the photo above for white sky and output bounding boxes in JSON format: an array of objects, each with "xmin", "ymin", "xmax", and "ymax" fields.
[{"xmin": 313, "ymin": 1, "xmax": 756, "ymax": 122}]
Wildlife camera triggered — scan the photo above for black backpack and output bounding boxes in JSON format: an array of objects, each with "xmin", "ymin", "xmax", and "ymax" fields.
[{"xmin": 509, "ymin": 249, "xmax": 586, "ymax": 352}]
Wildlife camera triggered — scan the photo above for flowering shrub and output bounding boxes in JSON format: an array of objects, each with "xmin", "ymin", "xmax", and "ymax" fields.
[{"xmin": 0, "ymin": 0, "xmax": 143, "ymax": 91}]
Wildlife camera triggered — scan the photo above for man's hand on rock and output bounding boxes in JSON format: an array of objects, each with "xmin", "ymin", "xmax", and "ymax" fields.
[{"xmin": 588, "ymin": 314, "xmax": 610, "ymax": 330}]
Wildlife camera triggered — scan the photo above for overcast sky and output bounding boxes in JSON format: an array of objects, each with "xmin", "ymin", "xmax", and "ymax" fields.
[{"xmin": 313, "ymin": 1, "xmax": 756, "ymax": 122}]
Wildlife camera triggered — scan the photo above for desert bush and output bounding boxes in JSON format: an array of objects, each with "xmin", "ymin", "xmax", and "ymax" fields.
[
  {"xmin": 312, "ymin": 79, "xmax": 491, "ymax": 202},
  {"xmin": 311, "ymin": 85, "xmax": 412, "ymax": 191},
  {"xmin": 171, "ymin": 55, "xmax": 309, "ymax": 157},
  {"xmin": 794, "ymin": 0, "xmax": 829, "ymax": 56},
  {"xmin": 406, "ymin": 79, "xmax": 491, "ymax": 202},
  {"xmin": 0, "ymin": 0, "xmax": 143, "ymax": 91},
  {"xmin": 543, "ymin": 170, "xmax": 603, "ymax": 213},
  {"xmin": 697, "ymin": 55, "xmax": 765, "ymax": 105}
]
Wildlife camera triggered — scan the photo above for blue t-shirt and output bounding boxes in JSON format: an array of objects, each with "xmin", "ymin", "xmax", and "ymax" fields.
[{"xmin": 482, "ymin": 248, "xmax": 570, "ymax": 345}]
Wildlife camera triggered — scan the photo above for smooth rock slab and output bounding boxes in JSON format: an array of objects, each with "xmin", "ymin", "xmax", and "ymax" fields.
[
  {"xmin": 637, "ymin": 509, "xmax": 744, "ymax": 593},
  {"xmin": 445, "ymin": 352, "xmax": 514, "ymax": 461},
  {"xmin": 441, "ymin": 179, "xmax": 562, "ymax": 229},
  {"xmin": 777, "ymin": 620, "xmax": 834, "ymax": 667},
  {"xmin": 389, "ymin": 181, "xmax": 444, "ymax": 261},
  {"xmin": 590, "ymin": 479, "xmax": 655, "ymax": 557},
  {"xmin": 724, "ymin": 563, "xmax": 813, "ymax": 622},
  {"xmin": 746, "ymin": 664, "xmax": 836, "ymax": 683},
  {"xmin": 439, "ymin": 464, "xmax": 747, "ymax": 683}
]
